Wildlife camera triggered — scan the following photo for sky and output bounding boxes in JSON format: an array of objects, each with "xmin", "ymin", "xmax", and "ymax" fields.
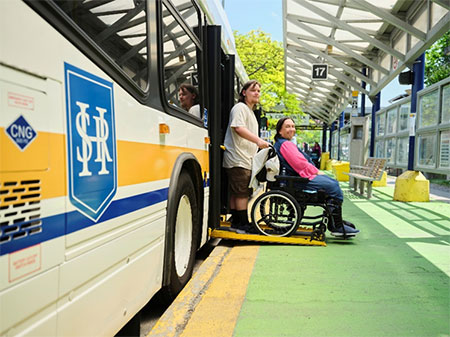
[{"xmin": 222, "ymin": 0, "xmax": 407, "ymax": 109}]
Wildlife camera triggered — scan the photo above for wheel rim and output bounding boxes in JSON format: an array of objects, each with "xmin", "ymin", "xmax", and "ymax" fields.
[
  {"xmin": 252, "ymin": 193, "xmax": 299, "ymax": 237},
  {"xmin": 174, "ymin": 194, "xmax": 193, "ymax": 277}
]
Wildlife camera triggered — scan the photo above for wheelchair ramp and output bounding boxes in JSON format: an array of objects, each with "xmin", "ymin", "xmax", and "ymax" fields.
[{"xmin": 210, "ymin": 221, "xmax": 326, "ymax": 246}]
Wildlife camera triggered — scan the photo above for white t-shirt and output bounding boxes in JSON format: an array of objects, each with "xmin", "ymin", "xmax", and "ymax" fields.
[
  {"xmin": 223, "ymin": 102, "xmax": 259, "ymax": 170},
  {"xmin": 188, "ymin": 104, "xmax": 201, "ymax": 118}
]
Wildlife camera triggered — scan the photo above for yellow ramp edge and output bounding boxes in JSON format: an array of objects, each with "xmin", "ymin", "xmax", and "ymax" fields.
[
  {"xmin": 210, "ymin": 223, "xmax": 326, "ymax": 247},
  {"xmin": 393, "ymin": 170, "xmax": 430, "ymax": 202}
]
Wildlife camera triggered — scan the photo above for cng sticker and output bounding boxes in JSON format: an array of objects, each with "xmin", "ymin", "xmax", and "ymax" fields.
[
  {"xmin": 64, "ymin": 63, "xmax": 117, "ymax": 222},
  {"xmin": 5, "ymin": 115, "xmax": 37, "ymax": 151}
]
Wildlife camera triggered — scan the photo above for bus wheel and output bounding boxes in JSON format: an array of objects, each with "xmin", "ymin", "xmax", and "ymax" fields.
[{"xmin": 162, "ymin": 171, "xmax": 198, "ymax": 302}]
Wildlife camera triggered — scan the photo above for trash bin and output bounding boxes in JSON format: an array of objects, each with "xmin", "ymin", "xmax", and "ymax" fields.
[
  {"xmin": 332, "ymin": 161, "xmax": 350, "ymax": 181},
  {"xmin": 320, "ymin": 152, "xmax": 329, "ymax": 170}
]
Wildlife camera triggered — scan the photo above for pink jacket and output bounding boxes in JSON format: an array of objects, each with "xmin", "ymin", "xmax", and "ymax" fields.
[{"xmin": 279, "ymin": 141, "xmax": 319, "ymax": 180}]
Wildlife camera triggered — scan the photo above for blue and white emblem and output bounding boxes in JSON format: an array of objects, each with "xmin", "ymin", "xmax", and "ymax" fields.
[
  {"xmin": 6, "ymin": 115, "xmax": 37, "ymax": 151},
  {"xmin": 64, "ymin": 63, "xmax": 117, "ymax": 222}
]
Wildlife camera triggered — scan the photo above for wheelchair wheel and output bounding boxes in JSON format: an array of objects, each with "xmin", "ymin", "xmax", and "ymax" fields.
[{"xmin": 251, "ymin": 190, "xmax": 302, "ymax": 237}]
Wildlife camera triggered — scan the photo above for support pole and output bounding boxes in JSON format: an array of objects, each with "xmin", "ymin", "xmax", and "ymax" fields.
[
  {"xmin": 393, "ymin": 53, "xmax": 429, "ymax": 202},
  {"xmin": 361, "ymin": 67, "xmax": 367, "ymax": 116},
  {"xmin": 338, "ymin": 111, "xmax": 344, "ymax": 160},
  {"xmin": 408, "ymin": 53, "xmax": 425, "ymax": 170},
  {"xmin": 370, "ymin": 93, "xmax": 380, "ymax": 157},
  {"xmin": 322, "ymin": 123, "xmax": 327, "ymax": 152},
  {"xmin": 329, "ymin": 122, "xmax": 334, "ymax": 158}
]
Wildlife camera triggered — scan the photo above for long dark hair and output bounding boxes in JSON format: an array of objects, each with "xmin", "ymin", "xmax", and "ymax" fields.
[
  {"xmin": 274, "ymin": 117, "xmax": 295, "ymax": 141},
  {"xmin": 180, "ymin": 83, "xmax": 200, "ymax": 105},
  {"xmin": 238, "ymin": 80, "xmax": 261, "ymax": 103}
]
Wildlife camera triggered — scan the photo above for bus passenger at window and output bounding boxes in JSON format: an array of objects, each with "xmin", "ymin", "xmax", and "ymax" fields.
[
  {"xmin": 179, "ymin": 83, "xmax": 200, "ymax": 118},
  {"xmin": 223, "ymin": 80, "xmax": 270, "ymax": 233},
  {"xmin": 274, "ymin": 117, "xmax": 360, "ymax": 237}
]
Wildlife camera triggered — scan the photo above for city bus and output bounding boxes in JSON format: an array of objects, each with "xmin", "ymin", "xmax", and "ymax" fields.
[{"xmin": 0, "ymin": 0, "xmax": 247, "ymax": 335}]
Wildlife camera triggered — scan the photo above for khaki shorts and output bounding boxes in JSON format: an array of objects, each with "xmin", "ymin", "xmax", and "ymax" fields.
[{"xmin": 226, "ymin": 167, "xmax": 252, "ymax": 198}]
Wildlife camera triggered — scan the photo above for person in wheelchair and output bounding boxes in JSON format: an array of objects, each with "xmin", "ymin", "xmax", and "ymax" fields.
[{"xmin": 273, "ymin": 117, "xmax": 359, "ymax": 237}]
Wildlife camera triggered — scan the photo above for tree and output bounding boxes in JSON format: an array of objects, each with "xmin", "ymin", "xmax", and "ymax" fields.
[
  {"xmin": 234, "ymin": 29, "xmax": 302, "ymax": 115},
  {"xmin": 425, "ymin": 31, "xmax": 450, "ymax": 86}
]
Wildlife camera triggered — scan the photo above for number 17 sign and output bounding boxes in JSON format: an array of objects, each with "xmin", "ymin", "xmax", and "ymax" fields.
[{"xmin": 312, "ymin": 64, "xmax": 328, "ymax": 80}]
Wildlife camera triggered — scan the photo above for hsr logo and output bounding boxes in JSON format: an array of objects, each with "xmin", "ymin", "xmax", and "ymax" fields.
[{"xmin": 65, "ymin": 63, "xmax": 117, "ymax": 222}]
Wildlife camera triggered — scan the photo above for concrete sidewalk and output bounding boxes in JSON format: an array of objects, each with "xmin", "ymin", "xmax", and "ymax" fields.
[{"xmin": 149, "ymin": 181, "xmax": 450, "ymax": 337}]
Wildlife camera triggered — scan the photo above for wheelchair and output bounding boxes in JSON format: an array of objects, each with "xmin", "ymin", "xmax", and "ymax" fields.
[{"xmin": 250, "ymin": 163, "xmax": 356, "ymax": 241}]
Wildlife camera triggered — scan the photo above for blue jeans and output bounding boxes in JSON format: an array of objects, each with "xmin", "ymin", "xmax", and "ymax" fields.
[{"xmin": 295, "ymin": 174, "xmax": 343, "ymax": 201}]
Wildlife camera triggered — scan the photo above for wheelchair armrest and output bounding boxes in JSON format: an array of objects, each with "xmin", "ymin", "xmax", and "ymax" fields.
[{"xmin": 274, "ymin": 175, "xmax": 309, "ymax": 184}]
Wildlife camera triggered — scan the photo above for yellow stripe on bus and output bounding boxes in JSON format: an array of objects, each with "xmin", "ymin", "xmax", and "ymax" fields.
[
  {"xmin": 117, "ymin": 140, "xmax": 209, "ymax": 186},
  {"xmin": 0, "ymin": 129, "xmax": 209, "ymax": 202}
]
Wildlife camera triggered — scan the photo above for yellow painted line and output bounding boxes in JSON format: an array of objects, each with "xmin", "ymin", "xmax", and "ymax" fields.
[
  {"xmin": 148, "ymin": 246, "xmax": 231, "ymax": 337},
  {"xmin": 180, "ymin": 245, "xmax": 259, "ymax": 337},
  {"xmin": 148, "ymin": 245, "xmax": 259, "ymax": 337}
]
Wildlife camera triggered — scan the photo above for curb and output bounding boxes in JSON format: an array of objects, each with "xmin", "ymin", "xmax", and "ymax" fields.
[{"xmin": 147, "ymin": 245, "xmax": 231, "ymax": 337}]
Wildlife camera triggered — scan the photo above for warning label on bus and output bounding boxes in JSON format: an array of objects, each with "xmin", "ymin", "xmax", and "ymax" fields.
[{"xmin": 9, "ymin": 244, "xmax": 42, "ymax": 282}]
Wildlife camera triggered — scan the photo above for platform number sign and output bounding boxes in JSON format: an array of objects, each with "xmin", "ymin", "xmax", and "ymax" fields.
[
  {"xmin": 64, "ymin": 63, "xmax": 117, "ymax": 222},
  {"xmin": 312, "ymin": 64, "xmax": 328, "ymax": 80}
]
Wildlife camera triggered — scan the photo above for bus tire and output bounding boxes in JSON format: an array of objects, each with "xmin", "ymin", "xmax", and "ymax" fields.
[{"xmin": 161, "ymin": 171, "xmax": 198, "ymax": 302}]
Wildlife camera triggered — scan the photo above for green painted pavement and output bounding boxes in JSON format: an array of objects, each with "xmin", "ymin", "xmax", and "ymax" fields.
[{"xmin": 234, "ymin": 183, "xmax": 450, "ymax": 337}]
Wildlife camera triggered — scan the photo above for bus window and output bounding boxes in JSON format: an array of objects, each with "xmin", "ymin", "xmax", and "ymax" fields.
[
  {"xmin": 52, "ymin": 0, "xmax": 149, "ymax": 91},
  {"xmin": 162, "ymin": 1, "xmax": 201, "ymax": 112}
]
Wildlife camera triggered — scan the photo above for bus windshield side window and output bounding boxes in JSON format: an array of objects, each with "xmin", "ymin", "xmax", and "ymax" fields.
[
  {"xmin": 52, "ymin": 0, "xmax": 149, "ymax": 91},
  {"xmin": 162, "ymin": 1, "xmax": 202, "ymax": 118}
]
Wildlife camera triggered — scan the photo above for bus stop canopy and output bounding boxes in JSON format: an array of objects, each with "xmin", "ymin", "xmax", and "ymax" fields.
[{"xmin": 283, "ymin": 0, "xmax": 449, "ymax": 124}]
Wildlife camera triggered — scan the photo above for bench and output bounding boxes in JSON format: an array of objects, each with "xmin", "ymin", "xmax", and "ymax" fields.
[{"xmin": 344, "ymin": 158, "xmax": 387, "ymax": 198}]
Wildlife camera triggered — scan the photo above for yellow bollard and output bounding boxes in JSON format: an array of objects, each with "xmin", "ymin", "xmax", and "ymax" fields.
[
  {"xmin": 373, "ymin": 171, "xmax": 387, "ymax": 187},
  {"xmin": 393, "ymin": 171, "xmax": 429, "ymax": 202},
  {"xmin": 332, "ymin": 161, "xmax": 350, "ymax": 181},
  {"xmin": 320, "ymin": 152, "xmax": 330, "ymax": 170}
]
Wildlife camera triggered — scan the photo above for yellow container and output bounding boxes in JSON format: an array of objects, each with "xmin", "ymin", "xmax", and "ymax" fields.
[
  {"xmin": 373, "ymin": 171, "xmax": 387, "ymax": 187},
  {"xmin": 320, "ymin": 152, "xmax": 330, "ymax": 170},
  {"xmin": 325, "ymin": 159, "xmax": 336, "ymax": 171},
  {"xmin": 332, "ymin": 161, "xmax": 350, "ymax": 181}
]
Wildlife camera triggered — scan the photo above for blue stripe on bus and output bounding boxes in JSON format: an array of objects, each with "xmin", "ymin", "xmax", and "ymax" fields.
[{"xmin": 0, "ymin": 188, "xmax": 168, "ymax": 256}]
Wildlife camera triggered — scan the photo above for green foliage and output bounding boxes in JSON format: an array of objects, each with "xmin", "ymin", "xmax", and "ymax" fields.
[
  {"xmin": 295, "ymin": 129, "xmax": 322, "ymax": 147},
  {"xmin": 234, "ymin": 29, "xmax": 302, "ymax": 114},
  {"xmin": 425, "ymin": 31, "xmax": 450, "ymax": 86}
]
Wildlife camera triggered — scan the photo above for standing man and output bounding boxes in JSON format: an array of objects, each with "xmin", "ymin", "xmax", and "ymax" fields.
[{"xmin": 223, "ymin": 80, "xmax": 270, "ymax": 232}]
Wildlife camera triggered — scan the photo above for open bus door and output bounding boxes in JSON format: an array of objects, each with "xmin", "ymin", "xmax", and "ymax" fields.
[{"xmin": 205, "ymin": 25, "xmax": 235, "ymax": 230}]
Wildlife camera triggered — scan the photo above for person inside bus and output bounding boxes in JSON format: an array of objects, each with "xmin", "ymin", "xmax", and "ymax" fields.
[
  {"xmin": 178, "ymin": 83, "xmax": 201, "ymax": 118},
  {"xmin": 223, "ymin": 80, "xmax": 270, "ymax": 233},
  {"xmin": 274, "ymin": 117, "xmax": 359, "ymax": 237}
]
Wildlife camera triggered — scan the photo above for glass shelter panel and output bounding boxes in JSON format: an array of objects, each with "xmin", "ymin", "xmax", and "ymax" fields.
[
  {"xmin": 376, "ymin": 112, "xmax": 385, "ymax": 136},
  {"xmin": 442, "ymin": 83, "xmax": 450, "ymax": 124},
  {"xmin": 418, "ymin": 89, "xmax": 439, "ymax": 128},
  {"xmin": 385, "ymin": 138, "xmax": 396, "ymax": 164},
  {"xmin": 399, "ymin": 103, "xmax": 410, "ymax": 131},
  {"xmin": 417, "ymin": 133, "xmax": 436, "ymax": 166},
  {"xmin": 440, "ymin": 130, "xmax": 450, "ymax": 169},
  {"xmin": 375, "ymin": 140, "xmax": 385, "ymax": 158},
  {"xmin": 397, "ymin": 137, "xmax": 409, "ymax": 165},
  {"xmin": 339, "ymin": 132, "xmax": 349, "ymax": 161},
  {"xmin": 386, "ymin": 107, "xmax": 397, "ymax": 134}
]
